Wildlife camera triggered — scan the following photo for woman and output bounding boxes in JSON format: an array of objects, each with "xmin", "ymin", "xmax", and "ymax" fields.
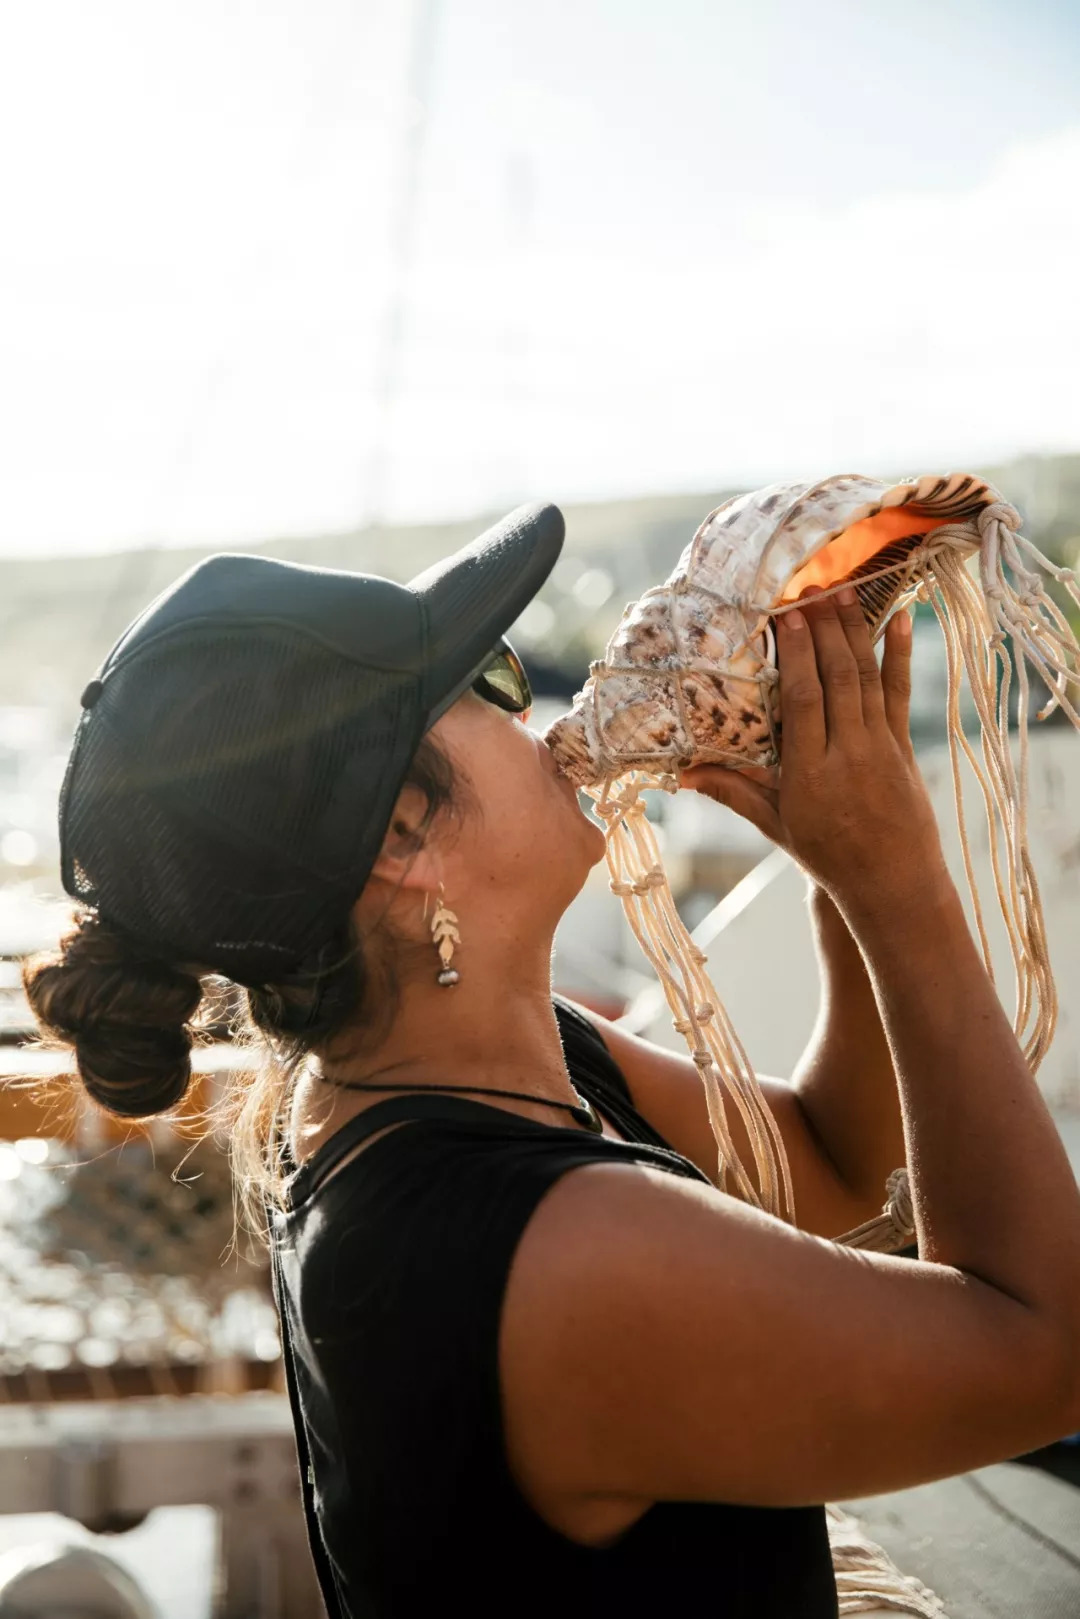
[{"xmin": 27, "ymin": 503, "xmax": 1080, "ymax": 1617}]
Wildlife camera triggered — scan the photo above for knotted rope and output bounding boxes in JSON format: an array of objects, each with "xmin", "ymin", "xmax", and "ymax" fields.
[
  {"xmin": 596, "ymin": 777, "xmax": 791, "ymax": 1217},
  {"xmin": 586, "ymin": 494, "xmax": 1079, "ymax": 1255},
  {"xmin": 590, "ymin": 770, "xmax": 915, "ymax": 1250},
  {"xmin": 582, "ymin": 494, "xmax": 1080, "ymax": 1612}
]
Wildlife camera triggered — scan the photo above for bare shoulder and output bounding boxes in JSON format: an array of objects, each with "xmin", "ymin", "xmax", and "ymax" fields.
[{"xmin": 499, "ymin": 1153, "xmax": 1070, "ymax": 1539}]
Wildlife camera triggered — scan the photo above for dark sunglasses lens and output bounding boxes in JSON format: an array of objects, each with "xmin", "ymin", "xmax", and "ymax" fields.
[{"xmin": 473, "ymin": 644, "xmax": 531, "ymax": 712}]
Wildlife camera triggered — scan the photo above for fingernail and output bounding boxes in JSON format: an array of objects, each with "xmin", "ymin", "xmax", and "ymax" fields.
[
  {"xmin": 837, "ymin": 585, "xmax": 856, "ymax": 605},
  {"xmin": 896, "ymin": 611, "xmax": 912, "ymax": 638},
  {"xmin": 783, "ymin": 608, "xmax": 806, "ymax": 631}
]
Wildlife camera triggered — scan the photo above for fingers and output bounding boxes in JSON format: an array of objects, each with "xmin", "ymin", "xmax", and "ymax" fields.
[
  {"xmin": 796, "ymin": 588, "xmax": 864, "ymax": 739},
  {"xmin": 733, "ymin": 763, "xmax": 780, "ymax": 791},
  {"xmin": 680, "ymin": 764, "xmax": 784, "ymax": 844},
  {"xmin": 775, "ymin": 606, "xmax": 826, "ymax": 768},
  {"xmin": 881, "ymin": 608, "xmax": 914, "ymax": 752},
  {"xmin": 832, "ymin": 586, "xmax": 887, "ymax": 726}
]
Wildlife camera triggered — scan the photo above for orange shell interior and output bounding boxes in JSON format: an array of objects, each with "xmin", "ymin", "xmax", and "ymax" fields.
[{"xmin": 779, "ymin": 508, "xmax": 943, "ymax": 601}]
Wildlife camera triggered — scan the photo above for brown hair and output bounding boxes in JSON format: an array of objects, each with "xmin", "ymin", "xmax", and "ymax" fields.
[{"xmin": 23, "ymin": 734, "xmax": 465, "ymax": 1240}]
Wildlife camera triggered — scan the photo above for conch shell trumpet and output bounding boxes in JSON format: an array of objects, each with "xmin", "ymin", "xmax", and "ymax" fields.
[{"xmin": 545, "ymin": 473, "xmax": 1080, "ymax": 1248}]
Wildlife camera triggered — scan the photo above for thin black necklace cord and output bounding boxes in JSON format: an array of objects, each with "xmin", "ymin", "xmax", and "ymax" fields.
[{"xmin": 315, "ymin": 1075, "xmax": 605, "ymax": 1134}]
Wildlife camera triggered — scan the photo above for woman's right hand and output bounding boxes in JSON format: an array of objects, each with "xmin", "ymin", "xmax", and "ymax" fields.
[{"xmin": 681, "ymin": 587, "xmax": 947, "ymax": 915}]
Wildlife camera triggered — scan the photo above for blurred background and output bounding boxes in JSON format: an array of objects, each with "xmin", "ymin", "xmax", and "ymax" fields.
[{"xmin": 1, "ymin": 2, "xmax": 1080, "ymax": 1613}]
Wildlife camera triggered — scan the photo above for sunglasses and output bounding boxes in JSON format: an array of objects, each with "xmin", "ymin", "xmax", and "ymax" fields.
[{"xmin": 472, "ymin": 639, "xmax": 532, "ymax": 715}]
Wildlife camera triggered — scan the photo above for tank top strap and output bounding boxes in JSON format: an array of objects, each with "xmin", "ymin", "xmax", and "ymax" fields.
[{"xmin": 288, "ymin": 1093, "xmax": 594, "ymax": 1207}]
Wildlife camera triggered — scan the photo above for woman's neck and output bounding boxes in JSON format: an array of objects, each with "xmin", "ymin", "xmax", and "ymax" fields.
[
  {"xmin": 288, "ymin": 979, "xmax": 602, "ymax": 1166},
  {"xmin": 327, "ymin": 975, "xmax": 576, "ymax": 1099}
]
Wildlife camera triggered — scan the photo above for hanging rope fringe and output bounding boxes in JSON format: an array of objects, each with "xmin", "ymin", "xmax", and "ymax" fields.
[
  {"xmin": 581, "ymin": 493, "xmax": 1080, "ymax": 1614},
  {"xmin": 589, "ymin": 496, "xmax": 1080, "ymax": 1257},
  {"xmin": 910, "ymin": 500, "xmax": 1079, "ymax": 1072},
  {"xmin": 592, "ymin": 773, "xmax": 795, "ymax": 1223},
  {"xmin": 590, "ymin": 771, "xmax": 917, "ymax": 1251}
]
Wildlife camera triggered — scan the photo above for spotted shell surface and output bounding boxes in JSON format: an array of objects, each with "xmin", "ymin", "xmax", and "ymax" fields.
[{"xmin": 545, "ymin": 471, "xmax": 1012, "ymax": 786}]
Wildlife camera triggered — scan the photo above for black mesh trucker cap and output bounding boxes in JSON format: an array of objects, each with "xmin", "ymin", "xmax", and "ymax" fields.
[{"xmin": 59, "ymin": 502, "xmax": 564, "ymax": 981}]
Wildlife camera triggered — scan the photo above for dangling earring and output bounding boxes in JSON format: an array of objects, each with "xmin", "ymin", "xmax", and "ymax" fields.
[{"xmin": 429, "ymin": 883, "xmax": 462, "ymax": 987}]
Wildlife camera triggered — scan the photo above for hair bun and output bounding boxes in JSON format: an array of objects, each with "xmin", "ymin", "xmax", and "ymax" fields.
[{"xmin": 23, "ymin": 913, "xmax": 204, "ymax": 1119}]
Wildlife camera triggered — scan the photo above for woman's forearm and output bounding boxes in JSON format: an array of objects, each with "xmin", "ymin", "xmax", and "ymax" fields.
[
  {"xmin": 789, "ymin": 880, "xmax": 906, "ymax": 1204},
  {"xmin": 845, "ymin": 869, "xmax": 1080, "ymax": 1333}
]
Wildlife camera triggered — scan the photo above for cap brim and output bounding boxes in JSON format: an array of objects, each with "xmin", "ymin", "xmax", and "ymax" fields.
[{"xmin": 409, "ymin": 502, "xmax": 565, "ymax": 722}]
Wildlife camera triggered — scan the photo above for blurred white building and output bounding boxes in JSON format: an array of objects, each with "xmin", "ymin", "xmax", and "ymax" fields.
[{"xmin": 0, "ymin": 708, "xmax": 66, "ymax": 887}]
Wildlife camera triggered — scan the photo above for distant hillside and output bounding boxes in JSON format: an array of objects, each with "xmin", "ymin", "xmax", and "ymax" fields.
[
  {"xmin": 0, "ymin": 488, "xmax": 736, "ymax": 708},
  {"xmin": 1, "ymin": 453, "xmax": 1077, "ymax": 709}
]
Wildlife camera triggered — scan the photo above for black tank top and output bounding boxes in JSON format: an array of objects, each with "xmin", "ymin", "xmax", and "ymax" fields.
[{"xmin": 269, "ymin": 997, "xmax": 838, "ymax": 1618}]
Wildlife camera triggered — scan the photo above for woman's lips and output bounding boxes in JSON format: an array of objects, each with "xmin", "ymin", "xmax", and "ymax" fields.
[
  {"xmin": 538, "ymin": 735, "xmax": 580, "ymax": 795},
  {"xmin": 537, "ymin": 735, "xmax": 562, "ymax": 776}
]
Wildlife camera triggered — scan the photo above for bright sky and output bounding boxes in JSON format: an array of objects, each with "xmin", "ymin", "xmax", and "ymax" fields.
[{"xmin": 2, "ymin": 0, "xmax": 1079, "ymax": 556}]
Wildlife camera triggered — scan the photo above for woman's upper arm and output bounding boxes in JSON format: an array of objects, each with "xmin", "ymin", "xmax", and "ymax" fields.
[
  {"xmin": 499, "ymin": 1160, "xmax": 1074, "ymax": 1517},
  {"xmin": 566, "ymin": 1000, "xmax": 869, "ymax": 1238}
]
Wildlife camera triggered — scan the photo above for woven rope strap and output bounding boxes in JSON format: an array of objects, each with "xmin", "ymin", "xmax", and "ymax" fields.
[{"xmin": 590, "ymin": 500, "xmax": 1080, "ymax": 1616}]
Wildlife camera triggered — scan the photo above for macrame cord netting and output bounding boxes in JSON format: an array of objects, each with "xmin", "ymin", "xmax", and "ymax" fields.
[
  {"xmin": 584, "ymin": 497, "xmax": 1080, "ymax": 1256},
  {"xmin": 580, "ymin": 497, "xmax": 1079, "ymax": 1613}
]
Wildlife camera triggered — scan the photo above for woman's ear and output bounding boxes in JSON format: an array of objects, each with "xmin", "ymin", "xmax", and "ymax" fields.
[{"xmin": 367, "ymin": 783, "xmax": 440, "ymax": 895}]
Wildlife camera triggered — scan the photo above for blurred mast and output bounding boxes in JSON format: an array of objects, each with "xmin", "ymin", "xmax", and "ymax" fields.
[
  {"xmin": 363, "ymin": 0, "xmax": 440, "ymax": 524},
  {"xmin": 498, "ymin": 150, "xmax": 534, "ymax": 510}
]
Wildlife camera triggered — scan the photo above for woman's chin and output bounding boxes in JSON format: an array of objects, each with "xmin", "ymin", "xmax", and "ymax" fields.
[
  {"xmin": 544, "ymin": 760, "xmax": 607, "ymax": 861},
  {"xmin": 581, "ymin": 805, "xmax": 607, "ymax": 862}
]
